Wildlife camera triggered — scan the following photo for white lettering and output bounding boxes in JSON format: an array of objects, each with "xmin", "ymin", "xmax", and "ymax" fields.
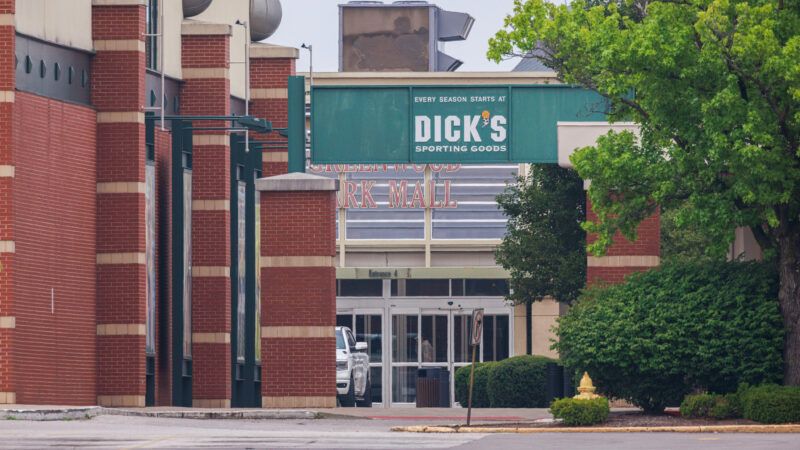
[
  {"xmin": 490, "ymin": 115, "xmax": 507, "ymax": 142},
  {"xmin": 415, "ymin": 116, "xmax": 431, "ymax": 142},
  {"xmin": 463, "ymin": 115, "xmax": 481, "ymax": 142},
  {"xmin": 444, "ymin": 116, "xmax": 460, "ymax": 142}
]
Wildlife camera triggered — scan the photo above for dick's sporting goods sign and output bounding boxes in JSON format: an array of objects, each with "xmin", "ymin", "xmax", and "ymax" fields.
[{"xmin": 311, "ymin": 85, "xmax": 608, "ymax": 164}]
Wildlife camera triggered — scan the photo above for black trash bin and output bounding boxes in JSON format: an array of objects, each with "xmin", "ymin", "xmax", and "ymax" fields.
[
  {"xmin": 545, "ymin": 362, "xmax": 564, "ymax": 402},
  {"xmin": 416, "ymin": 368, "xmax": 450, "ymax": 407}
]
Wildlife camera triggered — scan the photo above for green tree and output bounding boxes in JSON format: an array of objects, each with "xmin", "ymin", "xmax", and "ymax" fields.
[
  {"xmin": 496, "ymin": 165, "xmax": 586, "ymax": 305},
  {"xmin": 489, "ymin": 0, "xmax": 800, "ymax": 384}
]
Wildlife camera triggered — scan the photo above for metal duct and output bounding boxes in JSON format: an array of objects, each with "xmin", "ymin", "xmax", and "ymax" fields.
[
  {"xmin": 250, "ymin": 0, "xmax": 283, "ymax": 41},
  {"xmin": 182, "ymin": 0, "xmax": 213, "ymax": 18},
  {"xmin": 437, "ymin": 10, "xmax": 474, "ymax": 41},
  {"xmin": 436, "ymin": 51, "xmax": 462, "ymax": 72}
]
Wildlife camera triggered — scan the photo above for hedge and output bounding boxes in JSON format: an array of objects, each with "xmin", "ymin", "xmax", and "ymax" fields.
[
  {"xmin": 487, "ymin": 355, "xmax": 558, "ymax": 408},
  {"xmin": 454, "ymin": 362, "xmax": 496, "ymax": 408},
  {"xmin": 554, "ymin": 260, "xmax": 784, "ymax": 412},
  {"xmin": 740, "ymin": 385, "xmax": 800, "ymax": 424},
  {"xmin": 680, "ymin": 393, "xmax": 740, "ymax": 420},
  {"xmin": 550, "ymin": 397, "xmax": 609, "ymax": 426}
]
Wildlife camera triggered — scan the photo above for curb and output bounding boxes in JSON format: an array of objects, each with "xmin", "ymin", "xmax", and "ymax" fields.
[
  {"xmin": 102, "ymin": 408, "xmax": 319, "ymax": 420},
  {"xmin": 0, "ymin": 407, "xmax": 102, "ymax": 421},
  {"xmin": 1, "ymin": 407, "xmax": 320, "ymax": 421},
  {"xmin": 392, "ymin": 424, "xmax": 800, "ymax": 434}
]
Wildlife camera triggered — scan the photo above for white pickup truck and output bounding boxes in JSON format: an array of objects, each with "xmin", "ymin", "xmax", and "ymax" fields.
[{"xmin": 336, "ymin": 326, "xmax": 372, "ymax": 407}]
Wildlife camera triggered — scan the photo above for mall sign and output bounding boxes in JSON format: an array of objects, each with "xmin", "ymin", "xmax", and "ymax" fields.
[{"xmin": 310, "ymin": 85, "xmax": 609, "ymax": 164}]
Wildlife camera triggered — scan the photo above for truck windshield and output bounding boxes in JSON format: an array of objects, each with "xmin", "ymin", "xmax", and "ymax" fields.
[{"xmin": 336, "ymin": 329, "xmax": 345, "ymax": 349}]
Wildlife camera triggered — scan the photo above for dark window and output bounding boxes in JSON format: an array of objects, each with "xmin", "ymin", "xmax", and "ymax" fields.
[
  {"xmin": 54, "ymin": 63, "xmax": 60, "ymax": 81},
  {"xmin": 405, "ymin": 279, "xmax": 449, "ymax": 296},
  {"xmin": 336, "ymin": 314, "xmax": 353, "ymax": 330},
  {"xmin": 483, "ymin": 315, "xmax": 510, "ymax": 361},
  {"xmin": 39, "ymin": 59, "xmax": 46, "ymax": 78},
  {"xmin": 465, "ymin": 279, "xmax": 509, "ymax": 296},
  {"xmin": 67, "ymin": 66, "xmax": 74, "ymax": 84},
  {"xmin": 145, "ymin": 0, "xmax": 159, "ymax": 70},
  {"xmin": 451, "ymin": 279, "xmax": 464, "ymax": 296},
  {"xmin": 338, "ymin": 279, "xmax": 382, "ymax": 297}
]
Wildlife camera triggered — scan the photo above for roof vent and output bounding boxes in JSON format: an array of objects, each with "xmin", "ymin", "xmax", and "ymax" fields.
[
  {"xmin": 183, "ymin": 0, "xmax": 213, "ymax": 17},
  {"xmin": 250, "ymin": 0, "xmax": 283, "ymax": 41}
]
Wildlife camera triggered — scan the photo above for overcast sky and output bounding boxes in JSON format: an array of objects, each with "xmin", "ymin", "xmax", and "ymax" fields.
[{"xmin": 268, "ymin": 0, "xmax": 520, "ymax": 73}]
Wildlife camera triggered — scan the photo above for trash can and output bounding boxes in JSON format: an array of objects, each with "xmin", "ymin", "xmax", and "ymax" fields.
[
  {"xmin": 545, "ymin": 362, "xmax": 564, "ymax": 402},
  {"xmin": 416, "ymin": 367, "xmax": 450, "ymax": 407}
]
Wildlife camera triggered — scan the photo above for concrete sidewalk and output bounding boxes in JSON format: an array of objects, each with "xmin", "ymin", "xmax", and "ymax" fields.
[{"xmin": 1, "ymin": 404, "xmax": 552, "ymax": 422}]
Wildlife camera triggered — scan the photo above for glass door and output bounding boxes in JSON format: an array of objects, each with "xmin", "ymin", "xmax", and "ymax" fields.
[
  {"xmin": 355, "ymin": 311, "xmax": 383, "ymax": 406},
  {"xmin": 390, "ymin": 309, "xmax": 418, "ymax": 405}
]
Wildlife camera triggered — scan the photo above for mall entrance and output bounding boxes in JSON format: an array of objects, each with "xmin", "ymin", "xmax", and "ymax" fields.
[{"xmin": 336, "ymin": 278, "xmax": 512, "ymax": 407}]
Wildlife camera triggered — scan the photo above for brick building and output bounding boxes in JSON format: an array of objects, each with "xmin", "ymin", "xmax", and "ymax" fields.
[
  {"xmin": 0, "ymin": 0, "xmax": 341, "ymax": 408},
  {"xmin": 0, "ymin": 0, "xmax": 663, "ymax": 409}
]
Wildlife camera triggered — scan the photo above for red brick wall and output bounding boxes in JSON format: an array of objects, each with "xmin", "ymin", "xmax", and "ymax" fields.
[
  {"xmin": 12, "ymin": 92, "xmax": 97, "ymax": 405},
  {"xmin": 0, "ymin": 0, "xmax": 15, "ymax": 402},
  {"xmin": 260, "ymin": 188, "xmax": 337, "ymax": 404},
  {"xmin": 249, "ymin": 57, "xmax": 295, "ymax": 177},
  {"xmin": 181, "ymin": 31, "xmax": 232, "ymax": 406},
  {"xmin": 586, "ymin": 195, "xmax": 661, "ymax": 285},
  {"xmin": 92, "ymin": 2, "xmax": 148, "ymax": 406}
]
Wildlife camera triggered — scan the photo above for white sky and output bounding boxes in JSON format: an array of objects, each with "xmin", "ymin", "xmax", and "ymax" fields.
[{"xmin": 267, "ymin": 0, "xmax": 520, "ymax": 73}]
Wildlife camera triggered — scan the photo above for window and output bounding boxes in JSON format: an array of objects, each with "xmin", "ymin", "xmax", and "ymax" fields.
[
  {"xmin": 482, "ymin": 315, "xmax": 509, "ymax": 361},
  {"xmin": 338, "ymin": 279, "xmax": 383, "ymax": 297},
  {"xmin": 465, "ymin": 279, "xmax": 509, "ymax": 296},
  {"xmin": 145, "ymin": 0, "xmax": 159, "ymax": 70},
  {"xmin": 391, "ymin": 279, "xmax": 449, "ymax": 296}
]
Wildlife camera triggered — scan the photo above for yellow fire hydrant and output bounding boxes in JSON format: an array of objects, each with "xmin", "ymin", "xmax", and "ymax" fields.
[{"xmin": 574, "ymin": 372, "xmax": 602, "ymax": 400}]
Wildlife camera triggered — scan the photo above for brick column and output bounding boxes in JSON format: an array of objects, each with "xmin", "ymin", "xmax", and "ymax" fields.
[
  {"xmin": 92, "ymin": 0, "xmax": 147, "ymax": 408},
  {"xmin": 249, "ymin": 44, "xmax": 298, "ymax": 177},
  {"xmin": 586, "ymin": 195, "xmax": 660, "ymax": 285},
  {"xmin": 257, "ymin": 173, "xmax": 338, "ymax": 408},
  {"xmin": 180, "ymin": 20, "xmax": 232, "ymax": 408},
  {"xmin": 0, "ymin": 0, "xmax": 15, "ymax": 405}
]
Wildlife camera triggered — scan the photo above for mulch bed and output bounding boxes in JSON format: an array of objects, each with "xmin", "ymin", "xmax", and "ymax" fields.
[{"xmin": 465, "ymin": 410, "xmax": 758, "ymax": 429}]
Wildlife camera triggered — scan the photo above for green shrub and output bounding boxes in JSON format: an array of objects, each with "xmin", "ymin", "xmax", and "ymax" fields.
[
  {"xmin": 554, "ymin": 260, "xmax": 784, "ymax": 413},
  {"xmin": 680, "ymin": 393, "xmax": 741, "ymax": 419},
  {"xmin": 680, "ymin": 394, "xmax": 717, "ymax": 418},
  {"xmin": 550, "ymin": 397, "xmax": 610, "ymax": 426},
  {"xmin": 454, "ymin": 363, "xmax": 496, "ymax": 408},
  {"xmin": 710, "ymin": 394, "xmax": 741, "ymax": 420},
  {"xmin": 740, "ymin": 385, "xmax": 800, "ymax": 424},
  {"xmin": 487, "ymin": 355, "xmax": 557, "ymax": 407}
]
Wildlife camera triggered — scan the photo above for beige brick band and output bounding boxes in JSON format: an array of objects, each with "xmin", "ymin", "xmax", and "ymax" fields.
[
  {"xmin": 192, "ymin": 332, "xmax": 230, "ymax": 344},
  {"xmin": 97, "ymin": 395, "xmax": 145, "ymax": 407},
  {"xmin": 0, "ymin": 392, "xmax": 17, "ymax": 405},
  {"xmin": 0, "ymin": 166, "xmax": 15, "ymax": 177},
  {"xmin": 92, "ymin": 0, "xmax": 146, "ymax": 6},
  {"xmin": 0, "ymin": 241, "xmax": 15, "ymax": 254},
  {"xmin": 97, "ymin": 324, "xmax": 145, "ymax": 336},
  {"xmin": 192, "ymin": 399, "xmax": 231, "ymax": 408},
  {"xmin": 587, "ymin": 255, "xmax": 660, "ymax": 267},
  {"xmin": 263, "ymin": 152, "xmax": 289, "ymax": 163},
  {"xmin": 96, "ymin": 252, "xmax": 146, "ymax": 265},
  {"xmin": 182, "ymin": 68, "xmax": 229, "ymax": 79},
  {"xmin": 94, "ymin": 39, "xmax": 145, "ymax": 53},
  {"xmin": 0, "ymin": 91, "xmax": 14, "ymax": 103},
  {"xmin": 262, "ymin": 396, "xmax": 336, "ymax": 409},
  {"xmin": 192, "ymin": 266, "xmax": 230, "ymax": 277},
  {"xmin": 181, "ymin": 21, "xmax": 232, "ymax": 36},
  {"xmin": 260, "ymin": 256, "xmax": 334, "ymax": 268},
  {"xmin": 262, "ymin": 326, "xmax": 334, "ymax": 339},
  {"xmin": 0, "ymin": 14, "xmax": 14, "ymax": 26},
  {"xmin": 192, "ymin": 134, "xmax": 229, "ymax": 146},
  {"xmin": 251, "ymin": 88, "xmax": 288, "ymax": 100},
  {"xmin": 97, "ymin": 182, "xmax": 145, "ymax": 194},
  {"xmin": 249, "ymin": 43, "xmax": 300, "ymax": 59},
  {"xmin": 0, "ymin": 316, "xmax": 15, "ymax": 329},
  {"xmin": 97, "ymin": 111, "xmax": 145, "ymax": 124},
  {"xmin": 192, "ymin": 200, "xmax": 230, "ymax": 211}
]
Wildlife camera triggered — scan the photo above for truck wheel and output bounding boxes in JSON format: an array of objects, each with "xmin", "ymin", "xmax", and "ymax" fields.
[
  {"xmin": 356, "ymin": 377, "xmax": 372, "ymax": 408},
  {"xmin": 339, "ymin": 374, "xmax": 356, "ymax": 407}
]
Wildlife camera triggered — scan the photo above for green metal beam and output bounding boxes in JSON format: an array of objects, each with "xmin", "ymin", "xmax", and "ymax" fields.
[{"xmin": 287, "ymin": 76, "xmax": 306, "ymax": 173}]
